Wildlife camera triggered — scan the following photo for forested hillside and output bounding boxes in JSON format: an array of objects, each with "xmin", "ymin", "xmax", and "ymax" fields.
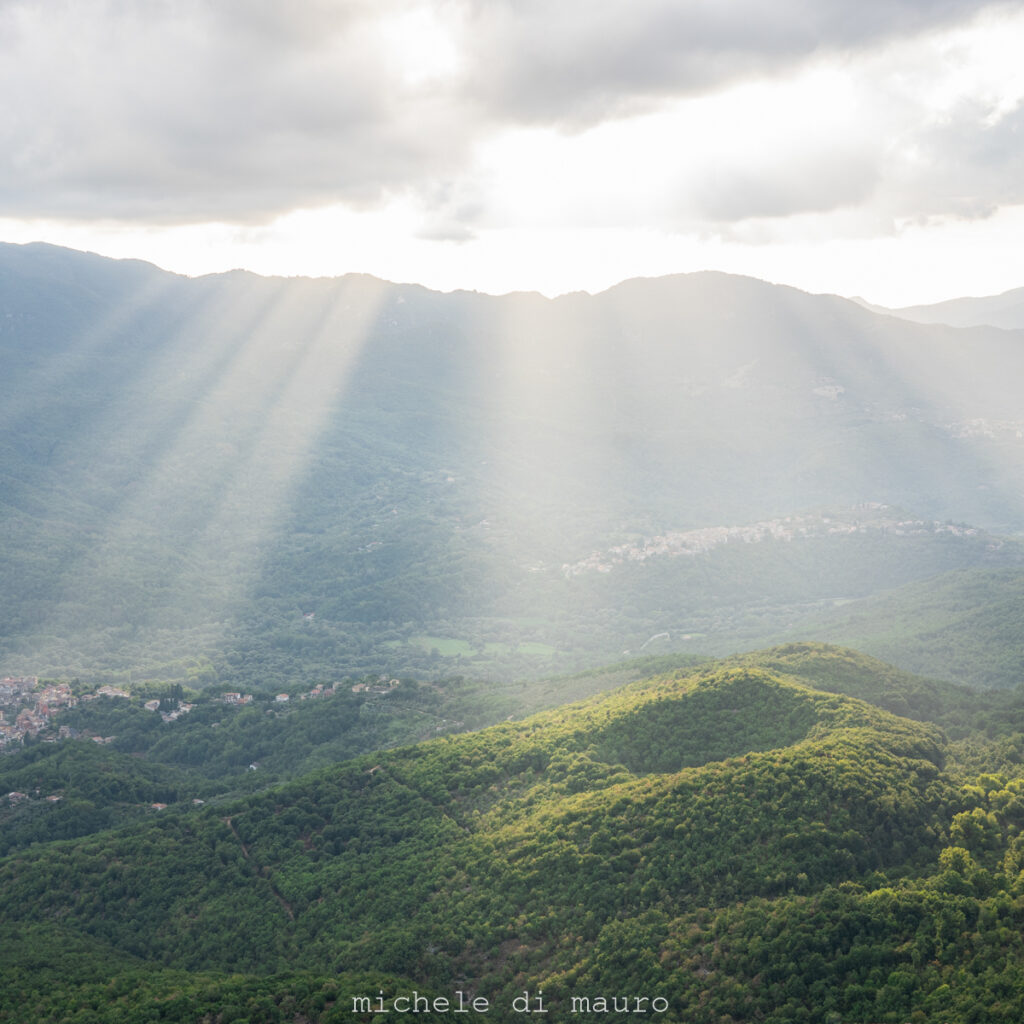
[
  {"xmin": 6, "ymin": 243, "xmax": 1024, "ymax": 1017},
  {"xmin": 774, "ymin": 568, "xmax": 1024, "ymax": 690},
  {"xmin": 4, "ymin": 645, "xmax": 1024, "ymax": 1022},
  {"xmin": 4, "ymin": 243, "xmax": 1024, "ymax": 688}
]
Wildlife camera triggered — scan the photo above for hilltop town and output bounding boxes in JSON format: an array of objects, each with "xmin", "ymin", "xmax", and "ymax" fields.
[
  {"xmin": 560, "ymin": 506, "xmax": 990, "ymax": 578},
  {"xmin": 0, "ymin": 674, "xmax": 399, "ymax": 756},
  {"xmin": 0, "ymin": 676, "xmax": 76, "ymax": 748}
]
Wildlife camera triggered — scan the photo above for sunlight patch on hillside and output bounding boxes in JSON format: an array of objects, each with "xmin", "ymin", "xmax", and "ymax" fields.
[{"xmin": 36, "ymin": 274, "xmax": 388, "ymax": 662}]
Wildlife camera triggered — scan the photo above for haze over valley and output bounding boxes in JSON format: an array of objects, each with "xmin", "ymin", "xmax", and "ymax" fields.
[
  {"xmin": 4, "ymin": 242, "xmax": 1024, "ymax": 692},
  {"xmin": 5, "ymin": 244, "xmax": 1024, "ymax": 1023},
  {"xmin": 7, "ymin": 1, "xmax": 1024, "ymax": 1020}
]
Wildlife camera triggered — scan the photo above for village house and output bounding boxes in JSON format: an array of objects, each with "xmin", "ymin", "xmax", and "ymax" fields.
[
  {"xmin": 95, "ymin": 685, "xmax": 130, "ymax": 699},
  {"xmin": 220, "ymin": 692, "xmax": 253, "ymax": 705},
  {"xmin": 0, "ymin": 676, "xmax": 38, "ymax": 698},
  {"xmin": 351, "ymin": 678, "xmax": 401, "ymax": 696},
  {"xmin": 160, "ymin": 702, "xmax": 194, "ymax": 723}
]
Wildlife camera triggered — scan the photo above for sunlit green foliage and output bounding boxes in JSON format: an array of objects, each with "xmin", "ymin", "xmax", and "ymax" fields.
[{"xmin": 7, "ymin": 646, "xmax": 1024, "ymax": 1020}]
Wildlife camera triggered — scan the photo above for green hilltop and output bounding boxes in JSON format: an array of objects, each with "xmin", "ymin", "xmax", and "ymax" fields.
[{"xmin": 4, "ymin": 644, "xmax": 1024, "ymax": 1022}]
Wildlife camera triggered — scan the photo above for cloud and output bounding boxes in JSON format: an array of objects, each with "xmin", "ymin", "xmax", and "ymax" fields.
[
  {"xmin": 891, "ymin": 98, "xmax": 1024, "ymax": 220},
  {"xmin": 454, "ymin": 0, "xmax": 1016, "ymax": 126},
  {"xmin": 1, "ymin": 0, "xmax": 1023, "ymax": 240},
  {"xmin": 0, "ymin": 0, "xmax": 475, "ymax": 222},
  {"xmin": 690, "ymin": 152, "xmax": 881, "ymax": 223},
  {"xmin": 637, "ymin": 6, "xmax": 1024, "ymax": 231}
]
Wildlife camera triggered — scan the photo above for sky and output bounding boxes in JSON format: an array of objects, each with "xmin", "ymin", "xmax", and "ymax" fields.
[{"xmin": 3, "ymin": 0, "xmax": 1024, "ymax": 306}]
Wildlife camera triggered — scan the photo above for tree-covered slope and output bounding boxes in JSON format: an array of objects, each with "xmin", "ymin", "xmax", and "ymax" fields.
[
  {"xmin": 725, "ymin": 642, "xmax": 1007, "ymax": 731},
  {"xmin": 5, "ymin": 242, "xmax": 1024, "ymax": 686},
  {"xmin": 0, "ymin": 655, "xmax": 713, "ymax": 859},
  {"xmin": 776, "ymin": 567, "xmax": 1024, "ymax": 690},
  {"xmin": 0, "ymin": 741, "xmax": 197, "ymax": 856},
  {"xmin": 6, "ymin": 649, "xmax": 1024, "ymax": 1021}
]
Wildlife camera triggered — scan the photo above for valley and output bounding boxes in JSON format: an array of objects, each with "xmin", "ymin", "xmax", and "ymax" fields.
[
  {"xmin": 8, "ymin": 0, "xmax": 1024, "ymax": 1017},
  {"xmin": 4, "ymin": 243, "xmax": 1024, "ymax": 691},
  {"xmin": 4, "ymin": 244, "xmax": 1024, "ymax": 1021}
]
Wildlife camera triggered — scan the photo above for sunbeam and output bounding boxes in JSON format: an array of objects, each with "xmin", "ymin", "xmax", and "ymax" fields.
[{"xmin": 9, "ymin": 268, "xmax": 388, "ymax": 679}]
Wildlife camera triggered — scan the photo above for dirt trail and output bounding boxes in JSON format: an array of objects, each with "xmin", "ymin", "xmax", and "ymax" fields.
[{"xmin": 221, "ymin": 816, "xmax": 295, "ymax": 921}]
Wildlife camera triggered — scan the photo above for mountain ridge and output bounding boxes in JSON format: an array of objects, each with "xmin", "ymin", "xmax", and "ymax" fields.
[
  {"xmin": 4, "ymin": 241, "xmax": 1024, "ymax": 687},
  {"xmin": 861, "ymin": 284, "xmax": 1024, "ymax": 330}
]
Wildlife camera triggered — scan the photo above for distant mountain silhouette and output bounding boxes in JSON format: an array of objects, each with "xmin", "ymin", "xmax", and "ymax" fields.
[{"xmin": 855, "ymin": 284, "xmax": 1024, "ymax": 329}]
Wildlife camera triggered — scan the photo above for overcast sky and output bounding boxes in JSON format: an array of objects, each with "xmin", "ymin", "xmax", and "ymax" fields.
[{"xmin": 3, "ymin": 0, "xmax": 1024, "ymax": 304}]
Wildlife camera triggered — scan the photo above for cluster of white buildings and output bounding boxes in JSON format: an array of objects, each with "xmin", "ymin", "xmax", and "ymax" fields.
[
  {"xmin": 350, "ymin": 677, "xmax": 400, "ymax": 695},
  {"xmin": 945, "ymin": 417, "xmax": 1024, "ymax": 441},
  {"xmin": 0, "ymin": 678, "xmax": 174, "ymax": 751},
  {"xmin": 561, "ymin": 507, "xmax": 980, "ymax": 579},
  {"xmin": 0, "ymin": 677, "xmax": 76, "ymax": 748},
  {"xmin": 143, "ymin": 698, "xmax": 196, "ymax": 722},
  {"xmin": 218, "ymin": 692, "xmax": 254, "ymax": 706}
]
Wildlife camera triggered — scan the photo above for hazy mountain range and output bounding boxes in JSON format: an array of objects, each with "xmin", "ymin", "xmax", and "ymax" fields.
[
  {"xmin": 6, "ymin": 243, "xmax": 1024, "ymax": 1023},
  {"xmin": 3, "ymin": 241, "xmax": 1024, "ymax": 688},
  {"xmin": 855, "ymin": 287, "xmax": 1024, "ymax": 330}
]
